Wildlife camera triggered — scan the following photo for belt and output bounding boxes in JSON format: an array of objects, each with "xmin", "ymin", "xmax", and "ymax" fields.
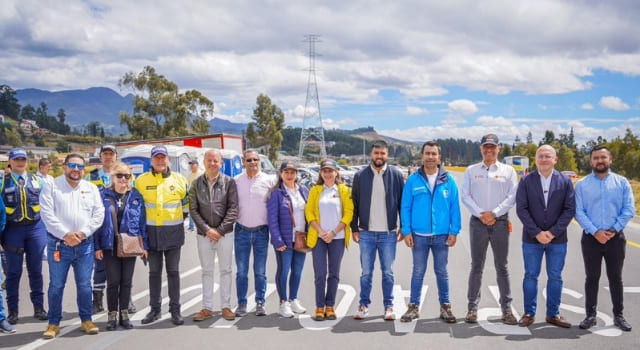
[{"xmin": 235, "ymin": 223, "xmax": 268, "ymax": 232}]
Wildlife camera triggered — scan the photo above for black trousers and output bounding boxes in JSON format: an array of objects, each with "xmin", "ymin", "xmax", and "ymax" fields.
[
  {"xmin": 148, "ymin": 247, "xmax": 181, "ymax": 313},
  {"xmin": 103, "ymin": 250, "xmax": 136, "ymax": 312},
  {"xmin": 581, "ymin": 232, "xmax": 626, "ymax": 317}
]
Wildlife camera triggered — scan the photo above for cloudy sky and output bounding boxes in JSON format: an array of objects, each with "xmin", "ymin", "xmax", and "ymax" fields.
[{"xmin": 2, "ymin": 0, "xmax": 640, "ymax": 145}]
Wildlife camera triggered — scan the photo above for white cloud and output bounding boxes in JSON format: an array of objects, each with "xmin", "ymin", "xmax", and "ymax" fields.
[
  {"xmin": 448, "ymin": 99, "xmax": 478, "ymax": 116},
  {"xmin": 581, "ymin": 103, "xmax": 594, "ymax": 110},
  {"xmin": 599, "ymin": 96, "xmax": 630, "ymax": 111},
  {"xmin": 406, "ymin": 106, "xmax": 428, "ymax": 115}
]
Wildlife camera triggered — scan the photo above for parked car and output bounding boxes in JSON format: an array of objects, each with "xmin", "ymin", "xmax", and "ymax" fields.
[
  {"xmin": 561, "ymin": 170, "xmax": 578, "ymax": 179},
  {"xmin": 297, "ymin": 167, "xmax": 318, "ymax": 188}
]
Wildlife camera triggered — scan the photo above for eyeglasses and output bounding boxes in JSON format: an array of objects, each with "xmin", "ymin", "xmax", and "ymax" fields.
[
  {"xmin": 245, "ymin": 158, "xmax": 260, "ymax": 163},
  {"xmin": 66, "ymin": 163, "xmax": 85, "ymax": 170},
  {"xmin": 115, "ymin": 174, "xmax": 132, "ymax": 179}
]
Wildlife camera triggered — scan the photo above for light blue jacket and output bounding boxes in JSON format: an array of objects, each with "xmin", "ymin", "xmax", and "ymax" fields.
[{"xmin": 401, "ymin": 166, "xmax": 461, "ymax": 236}]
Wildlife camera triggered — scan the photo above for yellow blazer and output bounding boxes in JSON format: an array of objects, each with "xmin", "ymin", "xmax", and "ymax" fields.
[{"xmin": 305, "ymin": 183, "xmax": 354, "ymax": 248}]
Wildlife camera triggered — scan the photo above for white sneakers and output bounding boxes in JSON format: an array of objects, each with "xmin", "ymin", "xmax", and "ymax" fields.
[
  {"xmin": 290, "ymin": 299, "xmax": 306, "ymax": 314},
  {"xmin": 279, "ymin": 301, "xmax": 294, "ymax": 318},
  {"xmin": 354, "ymin": 305, "xmax": 369, "ymax": 319},
  {"xmin": 384, "ymin": 307, "xmax": 395, "ymax": 321}
]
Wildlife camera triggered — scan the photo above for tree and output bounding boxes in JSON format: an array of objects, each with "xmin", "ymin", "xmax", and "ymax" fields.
[
  {"xmin": 118, "ymin": 66, "xmax": 214, "ymax": 139},
  {"xmin": 540, "ymin": 130, "xmax": 556, "ymax": 146},
  {"xmin": 245, "ymin": 94, "xmax": 285, "ymax": 163},
  {"xmin": 20, "ymin": 104, "xmax": 36, "ymax": 120},
  {"xmin": 0, "ymin": 85, "xmax": 21, "ymax": 119},
  {"xmin": 56, "ymin": 140, "xmax": 70, "ymax": 153}
]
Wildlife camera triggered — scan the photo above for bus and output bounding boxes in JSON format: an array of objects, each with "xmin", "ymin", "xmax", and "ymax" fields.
[{"xmin": 503, "ymin": 155, "xmax": 530, "ymax": 177}]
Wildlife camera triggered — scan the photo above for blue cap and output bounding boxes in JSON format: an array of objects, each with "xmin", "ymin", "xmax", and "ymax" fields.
[
  {"xmin": 9, "ymin": 148, "xmax": 28, "ymax": 160},
  {"xmin": 151, "ymin": 145, "xmax": 168, "ymax": 157},
  {"xmin": 279, "ymin": 160, "xmax": 298, "ymax": 171}
]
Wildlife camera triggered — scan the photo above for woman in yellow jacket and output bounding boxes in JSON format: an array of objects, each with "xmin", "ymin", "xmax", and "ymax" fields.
[{"xmin": 305, "ymin": 159, "xmax": 353, "ymax": 321}]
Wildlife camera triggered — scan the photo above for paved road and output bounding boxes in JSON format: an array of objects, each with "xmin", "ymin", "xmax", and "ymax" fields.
[{"xmin": 3, "ymin": 171, "xmax": 640, "ymax": 349}]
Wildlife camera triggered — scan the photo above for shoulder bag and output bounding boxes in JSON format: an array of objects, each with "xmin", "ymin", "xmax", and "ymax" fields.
[
  {"xmin": 285, "ymin": 192, "xmax": 309, "ymax": 253},
  {"xmin": 109, "ymin": 196, "xmax": 144, "ymax": 258}
]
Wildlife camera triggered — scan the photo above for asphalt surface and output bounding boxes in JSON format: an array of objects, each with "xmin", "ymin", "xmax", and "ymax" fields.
[{"xmin": 2, "ymin": 171, "xmax": 639, "ymax": 349}]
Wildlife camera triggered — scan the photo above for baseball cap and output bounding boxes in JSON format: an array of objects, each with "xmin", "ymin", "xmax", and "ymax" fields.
[
  {"xmin": 100, "ymin": 144, "xmax": 117, "ymax": 154},
  {"xmin": 150, "ymin": 145, "xmax": 168, "ymax": 157},
  {"xmin": 320, "ymin": 159, "xmax": 338, "ymax": 170},
  {"xmin": 480, "ymin": 134, "xmax": 500, "ymax": 146},
  {"xmin": 9, "ymin": 148, "xmax": 28, "ymax": 160},
  {"xmin": 188, "ymin": 159, "xmax": 198, "ymax": 165},
  {"xmin": 279, "ymin": 160, "xmax": 298, "ymax": 172}
]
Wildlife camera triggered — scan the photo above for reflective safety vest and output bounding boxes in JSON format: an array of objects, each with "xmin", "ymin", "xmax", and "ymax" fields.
[
  {"xmin": 134, "ymin": 170, "xmax": 188, "ymax": 227},
  {"xmin": 87, "ymin": 168, "xmax": 110, "ymax": 191},
  {"xmin": 1, "ymin": 173, "xmax": 42, "ymax": 224}
]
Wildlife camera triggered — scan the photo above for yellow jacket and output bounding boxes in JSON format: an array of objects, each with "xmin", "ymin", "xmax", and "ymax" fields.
[
  {"xmin": 134, "ymin": 170, "xmax": 189, "ymax": 227},
  {"xmin": 305, "ymin": 183, "xmax": 353, "ymax": 248}
]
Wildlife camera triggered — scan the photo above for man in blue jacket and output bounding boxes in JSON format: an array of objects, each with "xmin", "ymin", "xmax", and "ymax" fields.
[
  {"xmin": 515, "ymin": 145, "xmax": 575, "ymax": 328},
  {"xmin": 399, "ymin": 141, "xmax": 461, "ymax": 323},
  {"xmin": 351, "ymin": 140, "xmax": 404, "ymax": 321}
]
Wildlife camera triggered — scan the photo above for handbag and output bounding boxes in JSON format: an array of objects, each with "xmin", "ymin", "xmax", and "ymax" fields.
[
  {"xmin": 109, "ymin": 196, "xmax": 144, "ymax": 258},
  {"xmin": 285, "ymin": 193, "xmax": 310, "ymax": 253}
]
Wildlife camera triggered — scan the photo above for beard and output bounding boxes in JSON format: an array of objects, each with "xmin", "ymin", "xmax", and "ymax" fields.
[
  {"xmin": 592, "ymin": 164, "xmax": 610, "ymax": 174},
  {"xmin": 65, "ymin": 171, "xmax": 82, "ymax": 182},
  {"xmin": 372, "ymin": 158, "xmax": 386, "ymax": 168}
]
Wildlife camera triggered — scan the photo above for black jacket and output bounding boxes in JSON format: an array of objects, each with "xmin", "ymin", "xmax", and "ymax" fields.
[{"xmin": 350, "ymin": 165, "xmax": 404, "ymax": 232}]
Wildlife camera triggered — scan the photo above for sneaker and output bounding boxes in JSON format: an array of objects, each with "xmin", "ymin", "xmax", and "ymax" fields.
[
  {"xmin": 235, "ymin": 304, "xmax": 248, "ymax": 317},
  {"xmin": 127, "ymin": 299, "xmax": 137, "ymax": 314},
  {"xmin": 81, "ymin": 320, "xmax": 99, "ymax": 335},
  {"xmin": 354, "ymin": 305, "xmax": 369, "ymax": 320},
  {"xmin": 579, "ymin": 315, "xmax": 597, "ymax": 329},
  {"xmin": 34, "ymin": 308, "xmax": 48, "ymax": 321},
  {"xmin": 0, "ymin": 319, "xmax": 16, "ymax": 334},
  {"xmin": 384, "ymin": 307, "xmax": 395, "ymax": 321},
  {"xmin": 42, "ymin": 324, "xmax": 60, "ymax": 339},
  {"xmin": 7, "ymin": 311, "xmax": 18, "ymax": 325},
  {"xmin": 502, "ymin": 311, "xmax": 518, "ymax": 325},
  {"xmin": 325, "ymin": 306, "xmax": 337, "ymax": 320},
  {"xmin": 400, "ymin": 303, "xmax": 420, "ymax": 322},
  {"xmin": 439, "ymin": 303, "xmax": 457, "ymax": 323},
  {"xmin": 255, "ymin": 302, "xmax": 266, "ymax": 316},
  {"xmin": 465, "ymin": 309, "xmax": 478, "ymax": 323},
  {"xmin": 278, "ymin": 301, "xmax": 294, "ymax": 318},
  {"xmin": 290, "ymin": 299, "xmax": 306, "ymax": 314}
]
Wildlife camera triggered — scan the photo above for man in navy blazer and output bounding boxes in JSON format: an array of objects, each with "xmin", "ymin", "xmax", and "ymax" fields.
[{"xmin": 515, "ymin": 145, "xmax": 575, "ymax": 328}]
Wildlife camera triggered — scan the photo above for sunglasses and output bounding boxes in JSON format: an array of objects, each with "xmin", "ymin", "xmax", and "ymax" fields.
[
  {"xmin": 245, "ymin": 158, "xmax": 260, "ymax": 162},
  {"xmin": 66, "ymin": 163, "xmax": 85, "ymax": 170},
  {"xmin": 115, "ymin": 173, "xmax": 132, "ymax": 179}
]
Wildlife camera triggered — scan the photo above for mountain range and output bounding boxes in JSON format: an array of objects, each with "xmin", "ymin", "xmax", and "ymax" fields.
[{"xmin": 14, "ymin": 87, "xmax": 250, "ymax": 136}]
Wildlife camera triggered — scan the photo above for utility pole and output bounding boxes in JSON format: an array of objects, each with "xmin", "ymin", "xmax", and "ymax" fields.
[{"xmin": 298, "ymin": 34, "xmax": 327, "ymax": 160}]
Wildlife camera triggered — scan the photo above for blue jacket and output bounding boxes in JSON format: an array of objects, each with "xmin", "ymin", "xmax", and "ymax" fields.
[
  {"xmin": 0, "ymin": 196, "xmax": 6, "ymax": 233},
  {"xmin": 401, "ymin": 166, "xmax": 461, "ymax": 236},
  {"xmin": 350, "ymin": 165, "xmax": 404, "ymax": 232},
  {"xmin": 94, "ymin": 188, "xmax": 149, "ymax": 251},
  {"xmin": 516, "ymin": 170, "xmax": 575, "ymax": 244},
  {"xmin": 267, "ymin": 184, "xmax": 309, "ymax": 249}
]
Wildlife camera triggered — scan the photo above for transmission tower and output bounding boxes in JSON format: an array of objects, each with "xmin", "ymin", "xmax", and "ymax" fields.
[{"xmin": 298, "ymin": 34, "xmax": 327, "ymax": 160}]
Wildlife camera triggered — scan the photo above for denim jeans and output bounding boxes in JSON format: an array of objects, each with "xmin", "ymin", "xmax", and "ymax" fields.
[
  {"xmin": 3, "ymin": 221, "xmax": 47, "ymax": 312},
  {"xmin": 312, "ymin": 238, "xmax": 345, "ymax": 307},
  {"xmin": 410, "ymin": 234, "xmax": 450, "ymax": 305},
  {"xmin": 234, "ymin": 224, "xmax": 269, "ymax": 305},
  {"xmin": 47, "ymin": 236, "xmax": 94, "ymax": 325},
  {"xmin": 522, "ymin": 242, "xmax": 567, "ymax": 317},
  {"xmin": 358, "ymin": 231, "xmax": 397, "ymax": 308},
  {"xmin": 0, "ymin": 261, "xmax": 7, "ymax": 320},
  {"xmin": 274, "ymin": 247, "xmax": 306, "ymax": 302}
]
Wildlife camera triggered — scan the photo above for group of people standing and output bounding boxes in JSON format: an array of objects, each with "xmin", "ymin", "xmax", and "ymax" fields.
[{"xmin": 0, "ymin": 132, "xmax": 635, "ymax": 339}]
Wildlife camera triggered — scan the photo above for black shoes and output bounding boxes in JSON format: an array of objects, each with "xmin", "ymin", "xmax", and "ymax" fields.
[
  {"xmin": 170, "ymin": 311, "xmax": 184, "ymax": 325},
  {"xmin": 141, "ymin": 309, "xmax": 161, "ymax": 324},
  {"xmin": 579, "ymin": 315, "xmax": 597, "ymax": 329},
  {"xmin": 119, "ymin": 310, "xmax": 134, "ymax": 329},
  {"xmin": 614, "ymin": 315, "xmax": 632, "ymax": 332},
  {"xmin": 34, "ymin": 308, "xmax": 48, "ymax": 321},
  {"xmin": 7, "ymin": 311, "xmax": 18, "ymax": 325}
]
